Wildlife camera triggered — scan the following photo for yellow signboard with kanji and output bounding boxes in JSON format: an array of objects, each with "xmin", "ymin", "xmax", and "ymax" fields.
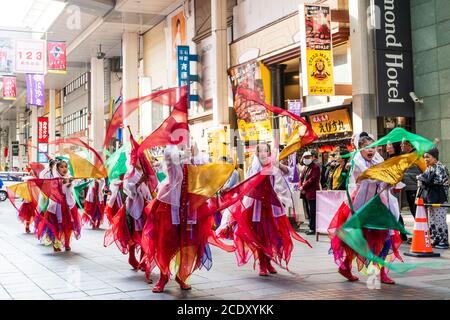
[{"xmin": 310, "ymin": 109, "xmax": 352, "ymax": 137}]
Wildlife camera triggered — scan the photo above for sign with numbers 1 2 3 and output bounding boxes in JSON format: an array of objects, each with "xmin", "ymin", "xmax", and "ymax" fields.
[{"xmin": 14, "ymin": 39, "xmax": 46, "ymax": 74}]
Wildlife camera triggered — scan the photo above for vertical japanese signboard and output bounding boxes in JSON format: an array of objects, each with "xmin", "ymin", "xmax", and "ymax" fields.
[
  {"xmin": 299, "ymin": 4, "xmax": 335, "ymax": 96},
  {"xmin": 37, "ymin": 117, "xmax": 49, "ymax": 163},
  {"xmin": 177, "ymin": 45, "xmax": 199, "ymax": 104},
  {"xmin": 177, "ymin": 45, "xmax": 190, "ymax": 87},
  {"xmin": 26, "ymin": 74, "xmax": 45, "ymax": 106},
  {"xmin": 2, "ymin": 76, "xmax": 16, "ymax": 100},
  {"xmin": 14, "ymin": 39, "xmax": 46, "ymax": 74},
  {"xmin": 47, "ymin": 41, "xmax": 67, "ymax": 74},
  {"xmin": 11, "ymin": 141, "xmax": 19, "ymax": 157}
]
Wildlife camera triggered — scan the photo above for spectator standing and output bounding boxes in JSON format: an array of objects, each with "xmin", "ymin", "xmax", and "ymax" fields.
[
  {"xmin": 417, "ymin": 147, "xmax": 449, "ymax": 249},
  {"xmin": 328, "ymin": 149, "xmax": 350, "ymax": 191},
  {"xmin": 299, "ymin": 151, "xmax": 321, "ymax": 235}
]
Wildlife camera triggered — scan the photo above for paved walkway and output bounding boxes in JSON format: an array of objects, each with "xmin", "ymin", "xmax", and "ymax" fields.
[{"xmin": 1, "ymin": 200, "xmax": 449, "ymax": 300}]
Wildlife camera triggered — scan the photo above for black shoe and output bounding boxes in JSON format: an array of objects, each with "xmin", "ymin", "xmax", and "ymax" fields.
[
  {"xmin": 305, "ymin": 230, "xmax": 316, "ymax": 235},
  {"xmin": 434, "ymin": 244, "xmax": 449, "ymax": 250}
]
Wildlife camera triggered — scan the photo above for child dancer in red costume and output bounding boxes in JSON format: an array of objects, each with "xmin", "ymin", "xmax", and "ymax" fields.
[
  {"xmin": 104, "ymin": 132, "xmax": 155, "ymax": 271},
  {"xmin": 104, "ymin": 175, "xmax": 125, "ymax": 224},
  {"xmin": 82, "ymin": 179, "xmax": 106, "ymax": 229},
  {"xmin": 17, "ymin": 173, "xmax": 38, "ymax": 233},
  {"xmin": 36, "ymin": 159, "xmax": 82, "ymax": 252}
]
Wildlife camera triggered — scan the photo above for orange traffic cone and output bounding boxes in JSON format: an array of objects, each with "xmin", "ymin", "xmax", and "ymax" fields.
[{"xmin": 405, "ymin": 198, "xmax": 440, "ymax": 258}]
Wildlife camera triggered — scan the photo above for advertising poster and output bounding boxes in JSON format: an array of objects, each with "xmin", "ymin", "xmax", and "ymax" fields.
[
  {"xmin": 171, "ymin": 10, "xmax": 187, "ymax": 84},
  {"xmin": 38, "ymin": 117, "xmax": 49, "ymax": 163},
  {"xmin": 310, "ymin": 109, "xmax": 352, "ymax": 137},
  {"xmin": 47, "ymin": 41, "xmax": 67, "ymax": 74},
  {"xmin": 228, "ymin": 60, "xmax": 272, "ymax": 142},
  {"xmin": 299, "ymin": 4, "xmax": 335, "ymax": 96},
  {"xmin": 14, "ymin": 39, "xmax": 46, "ymax": 74},
  {"xmin": 0, "ymin": 38, "xmax": 14, "ymax": 74}
]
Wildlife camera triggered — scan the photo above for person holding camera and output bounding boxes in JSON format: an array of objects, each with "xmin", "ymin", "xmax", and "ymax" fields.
[{"xmin": 417, "ymin": 147, "xmax": 449, "ymax": 249}]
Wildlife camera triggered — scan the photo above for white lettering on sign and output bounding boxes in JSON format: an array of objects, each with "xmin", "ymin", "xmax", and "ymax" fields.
[
  {"xmin": 384, "ymin": 0, "xmax": 402, "ymax": 49},
  {"xmin": 385, "ymin": 53, "xmax": 405, "ymax": 103}
]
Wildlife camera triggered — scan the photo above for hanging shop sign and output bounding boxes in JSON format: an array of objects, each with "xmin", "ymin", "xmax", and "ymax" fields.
[
  {"xmin": 373, "ymin": 0, "xmax": 414, "ymax": 117},
  {"xmin": 37, "ymin": 117, "xmax": 49, "ymax": 163},
  {"xmin": 228, "ymin": 60, "xmax": 272, "ymax": 142},
  {"xmin": 0, "ymin": 38, "xmax": 14, "ymax": 74},
  {"xmin": 2, "ymin": 76, "xmax": 16, "ymax": 100},
  {"xmin": 310, "ymin": 109, "xmax": 352, "ymax": 137},
  {"xmin": 14, "ymin": 39, "xmax": 46, "ymax": 74},
  {"xmin": 47, "ymin": 41, "xmax": 67, "ymax": 74},
  {"xmin": 280, "ymin": 100, "xmax": 303, "ymax": 145},
  {"xmin": 299, "ymin": 4, "xmax": 335, "ymax": 96},
  {"xmin": 26, "ymin": 74, "xmax": 45, "ymax": 106},
  {"xmin": 177, "ymin": 45, "xmax": 199, "ymax": 103},
  {"xmin": 11, "ymin": 141, "xmax": 19, "ymax": 157},
  {"xmin": 38, "ymin": 117, "xmax": 49, "ymax": 143}
]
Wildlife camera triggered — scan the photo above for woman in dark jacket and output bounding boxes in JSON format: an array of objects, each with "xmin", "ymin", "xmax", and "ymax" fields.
[{"xmin": 417, "ymin": 147, "xmax": 449, "ymax": 249}]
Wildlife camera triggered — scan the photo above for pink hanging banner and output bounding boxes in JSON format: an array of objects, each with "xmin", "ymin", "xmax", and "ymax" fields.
[{"xmin": 47, "ymin": 41, "xmax": 67, "ymax": 74}]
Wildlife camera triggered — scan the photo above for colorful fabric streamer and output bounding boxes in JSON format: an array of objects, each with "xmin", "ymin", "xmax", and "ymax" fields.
[
  {"xmin": 104, "ymin": 86, "xmax": 186, "ymax": 149},
  {"xmin": 357, "ymin": 152, "xmax": 422, "ymax": 185},
  {"xmin": 235, "ymin": 87, "xmax": 318, "ymax": 157}
]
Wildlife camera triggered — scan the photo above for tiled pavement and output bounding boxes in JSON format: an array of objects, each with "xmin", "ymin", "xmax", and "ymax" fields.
[{"xmin": 1, "ymin": 201, "xmax": 450, "ymax": 300}]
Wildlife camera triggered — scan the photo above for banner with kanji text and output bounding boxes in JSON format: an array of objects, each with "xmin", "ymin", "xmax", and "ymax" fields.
[
  {"xmin": 47, "ymin": 41, "xmax": 67, "ymax": 74},
  {"xmin": 309, "ymin": 109, "xmax": 352, "ymax": 137},
  {"xmin": 2, "ymin": 76, "xmax": 16, "ymax": 100},
  {"xmin": 26, "ymin": 74, "xmax": 45, "ymax": 106}
]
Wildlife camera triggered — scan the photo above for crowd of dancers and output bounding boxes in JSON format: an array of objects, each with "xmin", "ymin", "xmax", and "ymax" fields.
[{"xmin": 10, "ymin": 126, "xmax": 420, "ymax": 293}]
